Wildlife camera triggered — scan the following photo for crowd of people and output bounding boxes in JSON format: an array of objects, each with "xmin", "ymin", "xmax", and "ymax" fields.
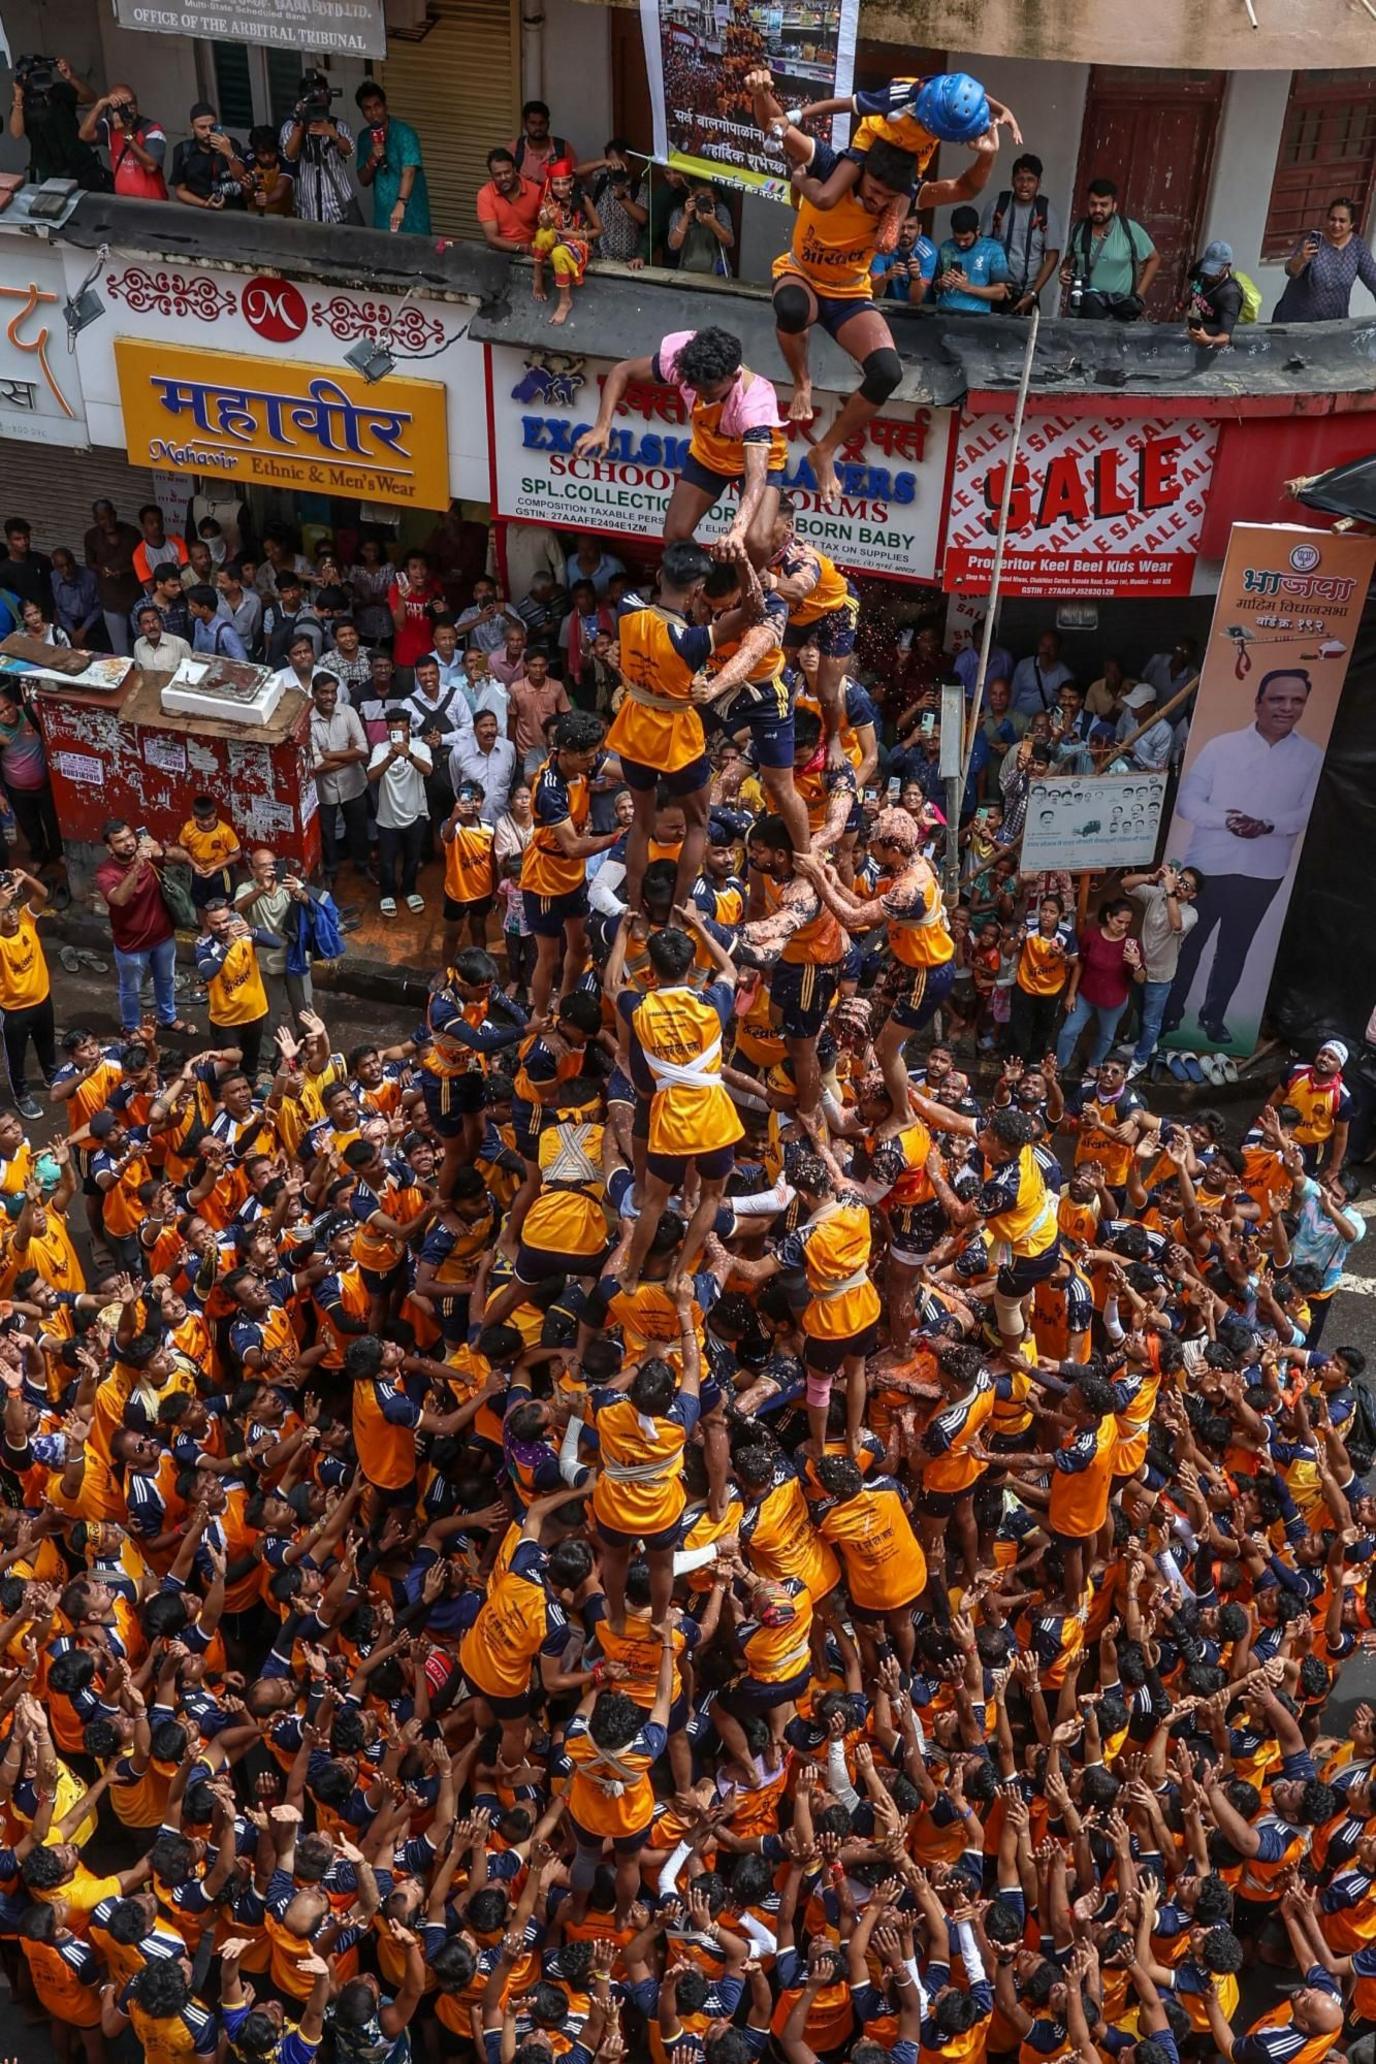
[{"xmin": 0, "ymin": 242, "xmax": 1367, "ymax": 2064}]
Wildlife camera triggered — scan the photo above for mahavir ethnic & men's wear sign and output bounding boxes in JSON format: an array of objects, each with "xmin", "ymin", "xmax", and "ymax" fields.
[{"xmin": 114, "ymin": 339, "xmax": 450, "ymax": 510}]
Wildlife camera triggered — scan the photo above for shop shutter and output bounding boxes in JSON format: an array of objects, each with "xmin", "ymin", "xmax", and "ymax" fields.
[
  {"xmin": 0, "ymin": 444, "xmax": 156, "ymax": 556},
  {"xmin": 382, "ymin": 0, "xmax": 520, "ymax": 241}
]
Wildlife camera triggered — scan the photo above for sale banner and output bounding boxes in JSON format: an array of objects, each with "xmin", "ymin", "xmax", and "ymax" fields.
[{"xmin": 943, "ymin": 409, "xmax": 1218, "ymax": 598}]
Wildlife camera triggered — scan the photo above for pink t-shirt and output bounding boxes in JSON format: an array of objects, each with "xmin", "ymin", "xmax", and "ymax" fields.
[{"xmin": 656, "ymin": 330, "xmax": 782, "ymax": 438}]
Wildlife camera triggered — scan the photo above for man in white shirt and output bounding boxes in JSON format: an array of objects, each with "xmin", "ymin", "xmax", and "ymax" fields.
[
  {"xmin": 1166, "ymin": 667, "xmax": 1324, "ymax": 1045},
  {"xmin": 132, "ymin": 604, "xmax": 192, "ymax": 675},
  {"xmin": 271, "ymin": 633, "xmax": 321, "ymax": 700},
  {"xmin": 449, "ymin": 709, "xmax": 516, "ymax": 827},
  {"xmin": 366, "ymin": 707, "xmax": 432, "ymax": 916},
  {"xmin": 459, "ymin": 646, "xmax": 511, "ymax": 729},
  {"xmin": 406, "ymin": 654, "xmax": 473, "ymax": 846},
  {"xmin": 1010, "ymin": 630, "xmax": 1074, "ymax": 718},
  {"xmin": 1116, "ymin": 684, "xmax": 1174, "ymax": 771}
]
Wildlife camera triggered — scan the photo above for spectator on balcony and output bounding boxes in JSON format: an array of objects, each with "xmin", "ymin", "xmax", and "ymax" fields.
[
  {"xmin": 245, "ymin": 125, "xmax": 294, "ymax": 215},
  {"xmin": 281, "ymin": 69, "xmax": 358, "ymax": 225},
  {"xmin": 171, "ymin": 103, "xmax": 248, "ymax": 209},
  {"xmin": 667, "ymin": 181, "xmax": 735, "ymax": 275},
  {"xmin": 584, "ymin": 141, "xmax": 648, "ymax": 265},
  {"xmin": 508, "ymin": 98, "xmax": 574, "ymax": 184},
  {"xmin": 1274, "ymin": 196, "xmax": 1376, "ymax": 322},
  {"xmin": 10, "ymin": 54, "xmax": 102, "ymax": 189},
  {"xmin": 1184, "ymin": 241, "xmax": 1244, "ymax": 346},
  {"xmin": 1010, "ymin": 629, "xmax": 1074, "ymax": 719},
  {"xmin": 871, "ymin": 215, "xmax": 937, "ymax": 304},
  {"xmin": 354, "ymin": 82, "xmax": 430, "ymax": 235},
  {"xmin": 84, "ymin": 499, "xmax": 142, "ymax": 656},
  {"xmin": 1061, "ymin": 177, "xmax": 1159, "ymax": 320},
  {"xmin": 476, "ymin": 147, "xmax": 543, "ymax": 254},
  {"xmin": 935, "ymin": 206, "xmax": 1010, "ymax": 312},
  {"xmin": 1, "ymin": 520, "xmax": 52, "ymax": 614},
  {"xmin": 984, "ymin": 153, "xmax": 1062, "ymax": 314},
  {"xmin": 78, "ymin": 81, "xmax": 167, "ymax": 198}
]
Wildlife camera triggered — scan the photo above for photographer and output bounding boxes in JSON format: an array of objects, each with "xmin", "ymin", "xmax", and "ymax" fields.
[
  {"xmin": 280, "ymin": 68, "xmax": 358, "ymax": 225},
  {"xmin": 78, "ymin": 80, "xmax": 167, "ymax": 197},
  {"xmin": 585, "ymin": 138, "xmax": 647, "ymax": 265},
  {"xmin": 666, "ymin": 179, "xmax": 734, "ymax": 276},
  {"xmin": 170, "ymin": 101, "xmax": 247, "ymax": 210},
  {"xmin": 9, "ymin": 54, "xmax": 104, "ymax": 189},
  {"xmin": 244, "ymin": 126, "xmax": 294, "ymax": 216},
  {"xmin": 1061, "ymin": 176, "xmax": 1159, "ymax": 321}
]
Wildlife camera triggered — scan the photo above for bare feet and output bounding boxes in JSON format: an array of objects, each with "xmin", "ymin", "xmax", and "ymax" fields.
[
  {"xmin": 788, "ymin": 383, "xmax": 814, "ymax": 424},
  {"xmin": 550, "ymin": 297, "xmax": 572, "ymax": 326},
  {"xmin": 811, "ymin": 445, "xmax": 841, "ymax": 507}
]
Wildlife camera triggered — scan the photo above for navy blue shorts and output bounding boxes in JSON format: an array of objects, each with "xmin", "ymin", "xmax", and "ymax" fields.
[
  {"xmin": 805, "ymin": 1319, "xmax": 880, "ymax": 1373},
  {"xmin": 996, "ymin": 1241, "xmax": 1061, "ymax": 1300},
  {"xmin": 646, "ymin": 1141, "xmax": 736, "ymax": 1184},
  {"xmin": 621, "ymin": 751, "xmax": 711, "ymax": 797},
  {"xmin": 680, "ymin": 450, "xmax": 788, "ymax": 502},
  {"xmin": 783, "ymin": 593, "xmax": 859, "ymax": 659},
  {"xmin": 515, "ymin": 1237, "xmax": 612, "ymax": 1287},
  {"xmin": 776, "ymin": 277, "xmax": 877, "ymax": 343},
  {"xmin": 714, "ymin": 701, "xmax": 795, "ymax": 769},
  {"xmin": 522, "ymin": 883, "xmax": 589, "ymax": 938},
  {"xmin": 421, "ymin": 1069, "xmax": 484, "ymax": 1137},
  {"xmin": 890, "ymin": 957, "xmax": 956, "ymax": 1032},
  {"xmin": 771, "ymin": 956, "xmax": 839, "ymax": 1039}
]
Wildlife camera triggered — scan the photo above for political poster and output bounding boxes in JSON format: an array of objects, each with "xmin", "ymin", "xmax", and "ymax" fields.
[
  {"xmin": 943, "ymin": 409, "xmax": 1218, "ymax": 599},
  {"xmin": 486, "ymin": 344, "xmax": 953, "ymax": 583},
  {"xmin": 639, "ymin": 0, "xmax": 858, "ymax": 201},
  {"xmin": 1161, "ymin": 523, "xmax": 1376, "ymax": 1056},
  {"xmin": 1019, "ymin": 774, "xmax": 1168, "ymax": 877}
]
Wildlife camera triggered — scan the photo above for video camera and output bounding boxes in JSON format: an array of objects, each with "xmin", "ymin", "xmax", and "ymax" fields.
[
  {"xmin": 14, "ymin": 55, "xmax": 57, "ymax": 106},
  {"xmin": 294, "ymin": 71, "xmax": 341, "ymax": 122}
]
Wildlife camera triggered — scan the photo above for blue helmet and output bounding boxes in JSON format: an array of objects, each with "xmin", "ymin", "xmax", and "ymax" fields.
[{"xmin": 914, "ymin": 72, "xmax": 991, "ymax": 145}]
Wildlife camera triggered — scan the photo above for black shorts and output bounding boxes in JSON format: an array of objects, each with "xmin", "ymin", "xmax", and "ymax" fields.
[
  {"xmin": 515, "ymin": 1238, "xmax": 613, "ymax": 1286},
  {"xmin": 770, "ymin": 957, "xmax": 840, "ymax": 1040},
  {"xmin": 443, "ymin": 893, "xmax": 493, "ymax": 925},
  {"xmin": 646, "ymin": 1141, "xmax": 736, "ymax": 1184},
  {"xmin": 996, "ymin": 1241, "xmax": 1062, "ymax": 1300},
  {"xmin": 522, "ymin": 884, "xmax": 589, "ymax": 939},
  {"xmin": 805, "ymin": 1320, "xmax": 880, "ymax": 1374},
  {"xmin": 680, "ymin": 450, "xmax": 787, "ymax": 502},
  {"xmin": 621, "ymin": 751, "xmax": 711, "ymax": 797},
  {"xmin": 421, "ymin": 1069, "xmax": 486, "ymax": 1136},
  {"xmin": 783, "ymin": 592, "xmax": 859, "ymax": 660}
]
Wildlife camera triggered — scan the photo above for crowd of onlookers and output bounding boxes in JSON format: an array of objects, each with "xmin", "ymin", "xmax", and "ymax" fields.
[{"xmin": 12, "ymin": 58, "xmax": 1376, "ymax": 328}]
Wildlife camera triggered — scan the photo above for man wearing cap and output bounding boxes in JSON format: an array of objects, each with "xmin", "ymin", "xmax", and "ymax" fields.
[
  {"xmin": 1114, "ymin": 684, "xmax": 1174, "ymax": 773},
  {"xmin": 1187, "ymin": 242, "xmax": 1244, "ymax": 346}
]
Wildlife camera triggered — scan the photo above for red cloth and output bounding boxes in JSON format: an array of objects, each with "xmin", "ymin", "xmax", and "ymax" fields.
[
  {"xmin": 389, "ymin": 578, "xmax": 442, "ymax": 668},
  {"xmin": 1077, "ymin": 924, "xmax": 1138, "ymax": 1009},
  {"xmin": 95, "ymin": 857, "xmax": 173, "ymax": 953}
]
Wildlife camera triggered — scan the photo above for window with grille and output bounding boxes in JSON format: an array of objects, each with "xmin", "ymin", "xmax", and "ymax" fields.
[{"xmin": 1263, "ymin": 70, "xmax": 1376, "ymax": 259}]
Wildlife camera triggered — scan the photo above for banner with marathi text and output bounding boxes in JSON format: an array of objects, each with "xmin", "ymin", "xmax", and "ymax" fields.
[
  {"xmin": 639, "ymin": 0, "xmax": 858, "ymax": 201},
  {"xmin": 1162, "ymin": 523, "xmax": 1376, "ymax": 1056}
]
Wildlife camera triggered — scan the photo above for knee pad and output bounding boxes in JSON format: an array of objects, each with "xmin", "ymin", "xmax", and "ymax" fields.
[
  {"xmin": 805, "ymin": 1372, "xmax": 834, "ymax": 1411},
  {"xmin": 774, "ymin": 282, "xmax": 813, "ymax": 335},
  {"xmin": 993, "ymin": 1290, "xmax": 1027, "ymax": 1340},
  {"xmin": 859, "ymin": 346, "xmax": 903, "ymax": 404}
]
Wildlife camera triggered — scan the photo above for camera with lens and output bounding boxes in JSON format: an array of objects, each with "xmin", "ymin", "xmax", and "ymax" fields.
[
  {"xmin": 14, "ymin": 55, "xmax": 57, "ymax": 106},
  {"xmin": 295, "ymin": 72, "xmax": 340, "ymax": 122},
  {"xmin": 1068, "ymin": 275, "xmax": 1085, "ymax": 315}
]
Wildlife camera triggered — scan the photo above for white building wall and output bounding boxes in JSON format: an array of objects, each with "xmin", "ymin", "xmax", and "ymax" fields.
[
  {"xmin": 935, "ymin": 52, "xmax": 1088, "ymax": 251},
  {"xmin": 1200, "ymin": 71, "xmax": 1304, "ymax": 316},
  {"xmin": 538, "ymin": 0, "xmax": 612, "ymax": 150}
]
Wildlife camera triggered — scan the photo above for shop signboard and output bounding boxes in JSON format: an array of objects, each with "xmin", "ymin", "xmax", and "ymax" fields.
[
  {"xmin": 944, "ymin": 409, "xmax": 1218, "ymax": 598},
  {"xmin": 1161, "ymin": 523, "xmax": 1376, "ymax": 1056},
  {"xmin": 0, "ymin": 242, "xmax": 88, "ymax": 447},
  {"xmin": 1018, "ymin": 772, "xmax": 1168, "ymax": 876},
  {"xmin": 486, "ymin": 344, "xmax": 953, "ymax": 582},
  {"xmin": 114, "ymin": 339, "xmax": 450, "ymax": 509},
  {"xmin": 112, "ymin": 0, "xmax": 386, "ymax": 59}
]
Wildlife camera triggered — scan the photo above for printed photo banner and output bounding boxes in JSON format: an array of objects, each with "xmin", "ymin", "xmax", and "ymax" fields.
[
  {"xmin": 1162, "ymin": 523, "xmax": 1376, "ymax": 1057},
  {"xmin": 1019, "ymin": 773, "xmax": 1168, "ymax": 876},
  {"xmin": 640, "ymin": 0, "xmax": 858, "ymax": 201}
]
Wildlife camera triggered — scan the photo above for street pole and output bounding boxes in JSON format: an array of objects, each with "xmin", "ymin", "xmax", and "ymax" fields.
[{"xmin": 940, "ymin": 677, "xmax": 964, "ymax": 907}]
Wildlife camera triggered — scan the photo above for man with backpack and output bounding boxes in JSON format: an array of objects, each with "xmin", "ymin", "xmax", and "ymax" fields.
[
  {"xmin": 1061, "ymin": 176, "xmax": 1159, "ymax": 320},
  {"xmin": 507, "ymin": 98, "xmax": 573, "ymax": 184},
  {"xmin": 984, "ymin": 152, "xmax": 1062, "ymax": 314},
  {"xmin": 1185, "ymin": 240, "xmax": 1249, "ymax": 346}
]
